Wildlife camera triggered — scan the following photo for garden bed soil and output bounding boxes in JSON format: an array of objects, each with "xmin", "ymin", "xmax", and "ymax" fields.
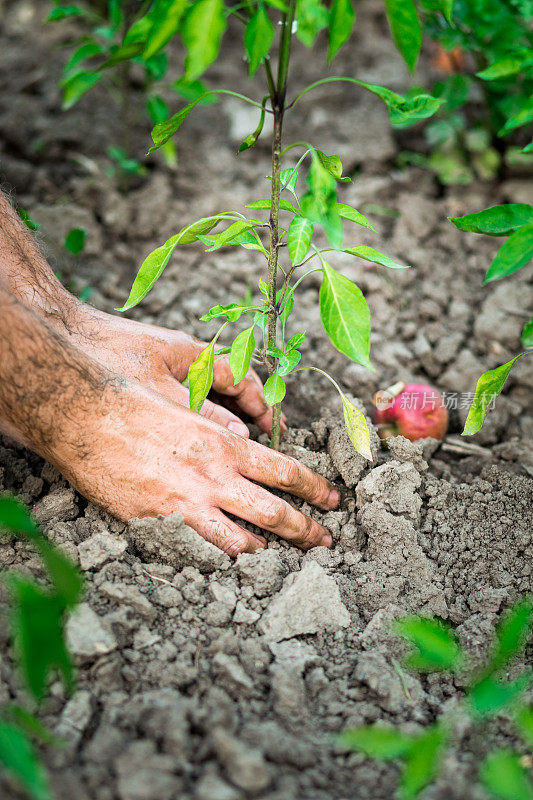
[{"xmin": 1, "ymin": 2, "xmax": 532, "ymax": 799}]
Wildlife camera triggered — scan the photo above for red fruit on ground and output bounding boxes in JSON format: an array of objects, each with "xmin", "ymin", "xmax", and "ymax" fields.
[{"xmin": 373, "ymin": 381, "xmax": 448, "ymax": 442}]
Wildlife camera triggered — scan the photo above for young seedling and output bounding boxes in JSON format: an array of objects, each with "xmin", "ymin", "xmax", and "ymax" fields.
[
  {"xmin": 0, "ymin": 495, "xmax": 84, "ymax": 800},
  {"xmin": 341, "ymin": 598, "xmax": 533, "ymax": 800},
  {"xmin": 448, "ymin": 203, "xmax": 533, "ymax": 435},
  {"xmin": 118, "ymin": 0, "xmax": 443, "ymax": 452}
]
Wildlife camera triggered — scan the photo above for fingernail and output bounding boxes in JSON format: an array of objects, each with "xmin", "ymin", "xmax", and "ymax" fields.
[
  {"xmin": 328, "ymin": 489, "xmax": 340, "ymax": 508},
  {"xmin": 228, "ymin": 421, "xmax": 249, "ymax": 437},
  {"xmin": 322, "ymin": 534, "xmax": 333, "ymax": 548}
]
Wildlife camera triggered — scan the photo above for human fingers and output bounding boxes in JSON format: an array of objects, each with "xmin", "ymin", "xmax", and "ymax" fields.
[
  {"xmin": 156, "ymin": 377, "xmax": 250, "ymax": 437},
  {"xmin": 220, "ymin": 478, "xmax": 332, "ymax": 549},
  {"xmin": 212, "ymin": 358, "xmax": 287, "ymax": 435},
  {"xmin": 190, "ymin": 508, "xmax": 267, "ymax": 557},
  {"xmin": 236, "ymin": 439, "xmax": 340, "ymax": 511}
]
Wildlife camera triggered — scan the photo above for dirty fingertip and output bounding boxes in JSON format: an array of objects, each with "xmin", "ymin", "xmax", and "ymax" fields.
[
  {"xmin": 229, "ymin": 421, "xmax": 250, "ymax": 437},
  {"xmin": 328, "ymin": 489, "xmax": 340, "ymax": 508}
]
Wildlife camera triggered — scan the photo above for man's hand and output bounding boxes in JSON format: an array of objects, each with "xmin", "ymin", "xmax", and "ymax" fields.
[
  {"xmin": 51, "ymin": 307, "xmax": 287, "ymax": 439},
  {"xmin": 0, "ymin": 285, "xmax": 338, "ymax": 555}
]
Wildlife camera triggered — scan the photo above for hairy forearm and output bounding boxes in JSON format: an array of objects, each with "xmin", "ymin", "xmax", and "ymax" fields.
[
  {"xmin": 0, "ymin": 190, "xmax": 82, "ymax": 331},
  {"xmin": 0, "ymin": 280, "xmax": 122, "ymax": 468}
]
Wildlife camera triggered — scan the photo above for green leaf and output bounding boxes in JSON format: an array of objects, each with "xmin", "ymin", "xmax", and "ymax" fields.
[
  {"xmin": 63, "ymin": 41, "xmax": 103, "ymax": 79},
  {"xmin": 319, "ymin": 261, "xmax": 372, "ymax": 368},
  {"xmin": 286, "ymin": 333, "xmax": 305, "ymax": 350},
  {"xmin": 449, "ymin": 205, "xmax": 533, "ymax": 237},
  {"xmin": 301, "ymin": 153, "xmax": 343, "ymax": 248},
  {"xmin": 384, "ymin": 0, "xmax": 422, "ymax": 73},
  {"xmin": 278, "ymin": 349, "xmax": 301, "ymax": 376},
  {"xmin": 264, "ymin": 0, "xmax": 288, "ymax": 9},
  {"xmin": 47, "ymin": 5, "xmax": 83, "ymax": 21},
  {"xmin": 182, "ymin": 0, "xmax": 227, "ymax": 81},
  {"xmin": 439, "ymin": 0, "xmax": 453, "ymax": 24},
  {"xmin": 477, "ymin": 53, "xmax": 533, "ymax": 80},
  {"xmin": 244, "ymin": 4, "xmax": 274, "ymax": 76},
  {"xmin": 523, "ymin": 142, "xmax": 533, "ymax": 154},
  {"xmin": 149, "ymin": 97, "xmax": 201, "ymax": 152},
  {"xmin": 337, "ymin": 203, "xmax": 376, "ymax": 231},
  {"xmin": 61, "ymin": 71, "xmax": 102, "ymax": 110},
  {"xmin": 0, "ymin": 495, "xmax": 39, "ymax": 536},
  {"xmin": 98, "ymin": 42, "xmax": 145, "ymax": 70},
  {"xmin": 484, "ymin": 224, "xmax": 533, "ymax": 283},
  {"xmin": 279, "ymin": 288, "xmax": 294, "ymax": 325},
  {"xmin": 201, "ymin": 303, "xmax": 251, "ymax": 322},
  {"xmin": 17, "ymin": 208, "xmax": 39, "ymax": 231},
  {"xmin": 462, "ymin": 356, "xmax": 524, "ymax": 436},
  {"xmin": 238, "ymin": 99, "xmax": 267, "ymax": 152},
  {"xmin": 488, "ymin": 598, "xmax": 533, "ymax": 674},
  {"xmin": 64, "ymin": 228, "xmax": 87, "ymax": 256},
  {"xmin": 296, "ymin": 0, "xmax": 329, "ymax": 47},
  {"xmin": 470, "ymin": 674, "xmax": 532, "ymax": 717},
  {"xmin": 246, "ymin": 198, "xmax": 299, "ymax": 214},
  {"xmin": 395, "ymin": 617, "xmax": 462, "ymax": 672},
  {"xmin": 500, "ymin": 98, "xmax": 533, "ymax": 136},
  {"xmin": 316, "ymin": 150, "xmax": 346, "ymax": 181},
  {"xmin": 480, "ymin": 750, "xmax": 533, "ymax": 800},
  {"xmin": 230, "ymin": 327, "xmax": 255, "ymax": 384},
  {"xmin": 4, "ymin": 706, "xmax": 57, "ymax": 746},
  {"xmin": 358, "ymin": 81, "xmax": 443, "ymax": 125},
  {"xmin": 339, "ymin": 725, "xmax": 414, "ymax": 759},
  {"xmin": 341, "ymin": 394, "xmax": 372, "ymax": 460},
  {"xmin": 201, "ymin": 220, "xmax": 261, "ymax": 251},
  {"xmin": 328, "ymin": 0, "xmax": 355, "ymax": 61},
  {"xmin": 7, "ymin": 575, "xmax": 73, "ymax": 700},
  {"xmin": 279, "ymin": 167, "xmax": 299, "ymax": 198},
  {"xmin": 400, "ymin": 726, "xmax": 445, "ymax": 800},
  {"xmin": 343, "ymin": 246, "xmax": 410, "ymax": 269},
  {"xmin": 0, "ymin": 720, "xmax": 51, "ymax": 800},
  {"xmin": 188, "ymin": 340, "xmax": 215, "ymax": 413},
  {"xmin": 118, "ymin": 217, "xmax": 224, "ymax": 311},
  {"xmin": 264, "ymin": 374, "xmax": 286, "ymax": 406},
  {"xmin": 143, "ymin": 0, "xmax": 187, "ymax": 59},
  {"xmin": 288, "ymin": 217, "xmax": 314, "ymax": 264},
  {"xmin": 172, "ymin": 77, "xmax": 217, "ymax": 103},
  {"xmin": 522, "ymin": 317, "xmax": 533, "ymax": 348},
  {"xmin": 515, "ymin": 706, "xmax": 533, "ymax": 748}
]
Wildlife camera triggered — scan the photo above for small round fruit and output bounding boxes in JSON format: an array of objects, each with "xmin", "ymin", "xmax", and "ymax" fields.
[{"xmin": 373, "ymin": 381, "xmax": 448, "ymax": 442}]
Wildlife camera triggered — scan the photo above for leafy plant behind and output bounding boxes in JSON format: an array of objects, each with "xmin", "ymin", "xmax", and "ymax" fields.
[
  {"xmin": 341, "ymin": 598, "xmax": 533, "ymax": 800},
  {"xmin": 448, "ymin": 203, "xmax": 533, "ymax": 435},
  {"xmin": 116, "ymin": 0, "xmax": 443, "ymax": 450},
  {"xmin": 0, "ymin": 495, "xmax": 83, "ymax": 800}
]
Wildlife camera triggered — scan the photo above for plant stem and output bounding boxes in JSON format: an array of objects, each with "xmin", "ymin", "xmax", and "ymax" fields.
[{"xmin": 266, "ymin": 0, "xmax": 296, "ymax": 450}]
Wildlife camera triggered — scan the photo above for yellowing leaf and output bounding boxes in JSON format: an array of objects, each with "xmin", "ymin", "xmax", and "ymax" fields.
[{"xmin": 341, "ymin": 394, "xmax": 372, "ymax": 460}]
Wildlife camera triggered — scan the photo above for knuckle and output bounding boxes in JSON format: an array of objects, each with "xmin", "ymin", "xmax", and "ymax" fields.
[
  {"xmin": 299, "ymin": 518, "xmax": 321, "ymax": 549},
  {"xmin": 223, "ymin": 535, "xmax": 248, "ymax": 558},
  {"xmin": 277, "ymin": 458, "xmax": 301, "ymax": 490},
  {"xmin": 259, "ymin": 500, "xmax": 287, "ymax": 529}
]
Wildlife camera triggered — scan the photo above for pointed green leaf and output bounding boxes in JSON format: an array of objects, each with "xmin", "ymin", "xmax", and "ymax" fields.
[
  {"xmin": 238, "ymin": 99, "xmax": 267, "ymax": 152},
  {"xmin": 98, "ymin": 41, "xmax": 145, "ymax": 69},
  {"xmin": 182, "ymin": 0, "xmax": 227, "ymax": 81},
  {"xmin": 400, "ymin": 726, "xmax": 445, "ymax": 800},
  {"xmin": 488, "ymin": 597, "xmax": 533, "ymax": 674},
  {"xmin": 341, "ymin": 394, "xmax": 372, "ymax": 460},
  {"xmin": 395, "ymin": 616, "xmax": 462, "ymax": 672},
  {"xmin": 118, "ymin": 217, "xmax": 224, "ymax": 311},
  {"xmin": 278, "ymin": 349, "xmax": 301, "ymax": 376},
  {"xmin": 63, "ymin": 41, "xmax": 103, "ymax": 78},
  {"xmin": 202, "ymin": 303, "xmax": 250, "ymax": 322},
  {"xmin": 61, "ymin": 71, "xmax": 102, "ymax": 110},
  {"xmin": 244, "ymin": 4, "xmax": 275, "ymax": 76},
  {"xmin": 337, "ymin": 203, "xmax": 376, "ymax": 231},
  {"xmin": 477, "ymin": 53, "xmax": 532, "ymax": 80},
  {"xmin": 288, "ymin": 216, "xmax": 314, "ymax": 264},
  {"xmin": 64, "ymin": 228, "xmax": 87, "ymax": 256},
  {"xmin": 522, "ymin": 317, "xmax": 533, "ymax": 348},
  {"xmin": 279, "ymin": 167, "xmax": 299, "ymax": 198},
  {"xmin": 339, "ymin": 725, "xmax": 414, "ymax": 759},
  {"xmin": 449, "ymin": 205, "xmax": 533, "ymax": 237},
  {"xmin": 316, "ymin": 150, "xmax": 346, "ymax": 180},
  {"xmin": 188, "ymin": 340, "xmax": 215, "ymax": 412},
  {"xmin": 279, "ymin": 288, "xmax": 294, "ymax": 325},
  {"xmin": 500, "ymin": 98, "xmax": 533, "ymax": 136},
  {"xmin": 143, "ymin": 0, "xmax": 187, "ymax": 59},
  {"xmin": 0, "ymin": 495, "xmax": 39, "ymax": 536},
  {"xmin": 516, "ymin": 707, "xmax": 533, "ymax": 748},
  {"xmin": 230, "ymin": 327, "xmax": 255, "ymax": 384},
  {"xmin": 484, "ymin": 223, "xmax": 533, "ymax": 283},
  {"xmin": 246, "ymin": 198, "xmax": 298, "ymax": 214},
  {"xmin": 343, "ymin": 246, "xmax": 409, "ymax": 269},
  {"xmin": 0, "ymin": 720, "xmax": 51, "ymax": 800},
  {"xmin": 286, "ymin": 333, "xmax": 305, "ymax": 351},
  {"xmin": 384, "ymin": 0, "xmax": 421, "ymax": 73},
  {"xmin": 328, "ymin": 0, "xmax": 355, "ymax": 61},
  {"xmin": 480, "ymin": 750, "xmax": 533, "ymax": 800},
  {"xmin": 462, "ymin": 356, "xmax": 525, "ymax": 436},
  {"xmin": 470, "ymin": 674, "xmax": 532, "ymax": 717},
  {"xmin": 296, "ymin": 0, "xmax": 329, "ymax": 47},
  {"xmin": 202, "ymin": 220, "xmax": 260, "ymax": 251},
  {"xmin": 319, "ymin": 261, "xmax": 372, "ymax": 368},
  {"xmin": 264, "ymin": 373, "xmax": 286, "ymax": 406},
  {"xmin": 357, "ymin": 81, "xmax": 443, "ymax": 125},
  {"xmin": 439, "ymin": 0, "xmax": 453, "ymax": 24},
  {"xmin": 7, "ymin": 575, "xmax": 73, "ymax": 700},
  {"xmin": 47, "ymin": 5, "xmax": 83, "ymax": 21}
]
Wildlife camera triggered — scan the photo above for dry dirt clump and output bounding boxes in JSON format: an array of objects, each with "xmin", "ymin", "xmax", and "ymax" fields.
[{"xmin": 2, "ymin": 419, "xmax": 532, "ymax": 800}]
